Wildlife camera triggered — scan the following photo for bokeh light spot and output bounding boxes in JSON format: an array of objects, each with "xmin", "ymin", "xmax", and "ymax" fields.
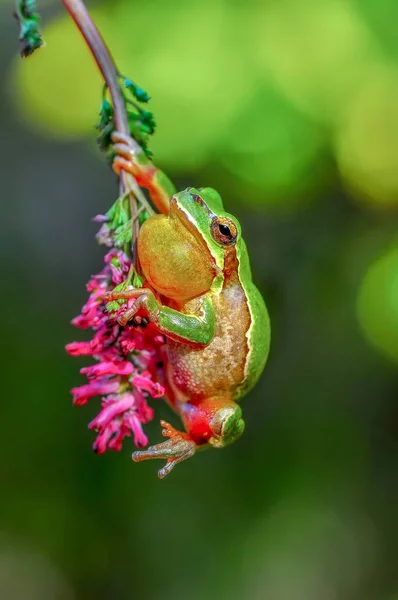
[
  {"xmin": 357, "ymin": 245, "xmax": 398, "ymax": 362},
  {"xmin": 335, "ymin": 66, "xmax": 398, "ymax": 207},
  {"xmin": 114, "ymin": 0, "xmax": 255, "ymax": 169},
  {"xmin": 220, "ymin": 84, "xmax": 326, "ymax": 210},
  {"xmin": 255, "ymin": 0, "xmax": 382, "ymax": 124}
]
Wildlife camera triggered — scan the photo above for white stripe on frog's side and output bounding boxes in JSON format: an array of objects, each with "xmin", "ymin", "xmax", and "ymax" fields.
[{"xmin": 234, "ymin": 241, "xmax": 271, "ymax": 401}]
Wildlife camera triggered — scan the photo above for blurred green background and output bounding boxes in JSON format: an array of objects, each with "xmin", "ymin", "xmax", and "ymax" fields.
[{"xmin": 2, "ymin": 0, "xmax": 398, "ymax": 598}]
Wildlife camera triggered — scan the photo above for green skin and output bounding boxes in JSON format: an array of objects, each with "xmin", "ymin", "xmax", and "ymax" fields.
[{"xmin": 109, "ymin": 133, "xmax": 270, "ymax": 478}]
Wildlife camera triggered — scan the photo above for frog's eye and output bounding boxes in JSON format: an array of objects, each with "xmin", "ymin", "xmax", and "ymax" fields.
[{"xmin": 210, "ymin": 217, "xmax": 238, "ymax": 246}]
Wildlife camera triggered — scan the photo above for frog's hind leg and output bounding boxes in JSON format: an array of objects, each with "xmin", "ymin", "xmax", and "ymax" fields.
[
  {"xmin": 132, "ymin": 421, "xmax": 196, "ymax": 479},
  {"xmin": 132, "ymin": 396, "xmax": 244, "ymax": 478},
  {"xmin": 111, "ymin": 131, "xmax": 176, "ymax": 215}
]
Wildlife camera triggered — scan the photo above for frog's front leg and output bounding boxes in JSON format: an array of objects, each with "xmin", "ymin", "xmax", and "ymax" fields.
[
  {"xmin": 106, "ymin": 288, "xmax": 160, "ymax": 327},
  {"xmin": 105, "ymin": 288, "xmax": 216, "ymax": 345},
  {"xmin": 111, "ymin": 131, "xmax": 176, "ymax": 215}
]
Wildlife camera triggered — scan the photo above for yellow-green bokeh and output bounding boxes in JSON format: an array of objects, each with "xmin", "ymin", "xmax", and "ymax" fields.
[
  {"xmin": 357, "ymin": 244, "xmax": 398, "ymax": 362},
  {"xmin": 15, "ymin": 0, "xmax": 398, "ymax": 212}
]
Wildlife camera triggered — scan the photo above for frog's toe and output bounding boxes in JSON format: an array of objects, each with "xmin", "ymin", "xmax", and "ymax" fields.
[
  {"xmin": 113, "ymin": 143, "xmax": 134, "ymax": 161},
  {"xmin": 132, "ymin": 422, "xmax": 196, "ymax": 479},
  {"xmin": 111, "ymin": 131, "xmax": 134, "ymax": 147}
]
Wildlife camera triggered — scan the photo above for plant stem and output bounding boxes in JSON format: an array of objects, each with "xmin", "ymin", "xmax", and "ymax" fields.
[{"xmin": 61, "ymin": 0, "xmax": 145, "ymax": 256}]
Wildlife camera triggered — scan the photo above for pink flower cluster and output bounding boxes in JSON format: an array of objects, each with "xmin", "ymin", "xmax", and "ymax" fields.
[{"xmin": 66, "ymin": 247, "xmax": 166, "ymax": 453}]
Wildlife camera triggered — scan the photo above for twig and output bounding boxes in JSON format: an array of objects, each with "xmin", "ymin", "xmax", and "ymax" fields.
[{"xmin": 61, "ymin": 0, "xmax": 147, "ymax": 260}]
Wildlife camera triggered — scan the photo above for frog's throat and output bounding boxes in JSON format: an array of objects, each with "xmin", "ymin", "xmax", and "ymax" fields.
[{"xmin": 170, "ymin": 195, "xmax": 225, "ymax": 295}]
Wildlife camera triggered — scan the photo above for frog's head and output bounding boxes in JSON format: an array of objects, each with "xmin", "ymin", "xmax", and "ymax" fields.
[
  {"xmin": 137, "ymin": 187, "xmax": 243, "ymax": 302},
  {"xmin": 180, "ymin": 397, "xmax": 246, "ymax": 448},
  {"xmin": 208, "ymin": 401, "xmax": 246, "ymax": 448}
]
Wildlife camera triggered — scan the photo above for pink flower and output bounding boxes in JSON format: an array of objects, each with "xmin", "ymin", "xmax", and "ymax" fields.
[
  {"xmin": 89, "ymin": 391, "xmax": 154, "ymax": 452},
  {"xmin": 132, "ymin": 371, "xmax": 164, "ymax": 398},
  {"xmin": 128, "ymin": 414, "xmax": 149, "ymax": 448},
  {"xmin": 65, "ymin": 341, "xmax": 93, "ymax": 356},
  {"xmin": 67, "ymin": 213, "xmax": 166, "ymax": 454},
  {"xmin": 95, "ymin": 224, "xmax": 113, "ymax": 247},
  {"xmin": 80, "ymin": 360, "xmax": 134, "ymax": 379},
  {"xmin": 86, "ymin": 272, "xmax": 108, "ymax": 293},
  {"xmin": 104, "ymin": 250, "xmax": 130, "ymax": 285},
  {"xmin": 119, "ymin": 335, "xmax": 136, "ymax": 354},
  {"xmin": 71, "ymin": 289, "xmax": 105, "ymax": 329},
  {"xmin": 93, "ymin": 214, "xmax": 109, "ymax": 223},
  {"xmin": 71, "ymin": 378, "xmax": 120, "ymax": 406},
  {"xmin": 89, "ymin": 393, "xmax": 136, "ymax": 430}
]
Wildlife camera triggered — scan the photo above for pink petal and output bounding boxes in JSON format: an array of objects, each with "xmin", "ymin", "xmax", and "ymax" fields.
[
  {"xmin": 66, "ymin": 341, "xmax": 93, "ymax": 356},
  {"xmin": 119, "ymin": 335, "xmax": 136, "ymax": 354},
  {"xmin": 71, "ymin": 379, "xmax": 119, "ymax": 406},
  {"xmin": 93, "ymin": 423, "xmax": 117, "ymax": 454},
  {"xmin": 127, "ymin": 414, "xmax": 148, "ymax": 448},
  {"xmin": 132, "ymin": 372, "xmax": 165, "ymax": 398},
  {"xmin": 96, "ymin": 224, "xmax": 113, "ymax": 247},
  {"xmin": 86, "ymin": 274, "xmax": 109, "ymax": 293},
  {"xmin": 88, "ymin": 394, "xmax": 135, "ymax": 429},
  {"xmin": 108, "ymin": 429, "xmax": 128, "ymax": 451},
  {"xmin": 81, "ymin": 361, "xmax": 134, "ymax": 379},
  {"xmin": 138, "ymin": 401, "xmax": 155, "ymax": 424}
]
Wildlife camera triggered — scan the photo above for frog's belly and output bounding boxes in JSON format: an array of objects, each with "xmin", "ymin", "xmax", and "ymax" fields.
[{"xmin": 166, "ymin": 282, "xmax": 251, "ymax": 403}]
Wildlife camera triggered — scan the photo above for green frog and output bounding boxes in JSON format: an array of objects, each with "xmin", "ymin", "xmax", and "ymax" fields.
[{"xmin": 105, "ymin": 133, "xmax": 271, "ymax": 478}]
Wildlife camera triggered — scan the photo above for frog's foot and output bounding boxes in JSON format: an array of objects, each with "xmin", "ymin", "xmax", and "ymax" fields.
[
  {"xmin": 112, "ymin": 131, "xmax": 135, "ymax": 159},
  {"xmin": 111, "ymin": 131, "xmax": 150, "ymax": 182},
  {"xmin": 104, "ymin": 289, "xmax": 159, "ymax": 327},
  {"xmin": 111, "ymin": 131, "xmax": 172, "ymax": 216},
  {"xmin": 132, "ymin": 420, "xmax": 196, "ymax": 479},
  {"xmin": 111, "ymin": 130, "xmax": 135, "ymax": 155}
]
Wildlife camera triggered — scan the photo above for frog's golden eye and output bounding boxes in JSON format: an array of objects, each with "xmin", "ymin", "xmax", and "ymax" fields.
[{"xmin": 210, "ymin": 217, "xmax": 238, "ymax": 246}]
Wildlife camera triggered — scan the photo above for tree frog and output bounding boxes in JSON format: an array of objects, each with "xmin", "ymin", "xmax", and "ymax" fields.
[{"xmin": 106, "ymin": 132, "xmax": 270, "ymax": 478}]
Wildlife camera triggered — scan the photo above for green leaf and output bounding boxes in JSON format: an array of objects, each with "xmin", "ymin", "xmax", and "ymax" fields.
[
  {"xmin": 106, "ymin": 280, "xmax": 132, "ymax": 314},
  {"xmin": 138, "ymin": 210, "xmax": 150, "ymax": 226},
  {"xmin": 96, "ymin": 98, "xmax": 115, "ymax": 153},
  {"xmin": 140, "ymin": 109, "xmax": 156, "ymax": 134},
  {"xmin": 132, "ymin": 272, "xmax": 144, "ymax": 288},
  {"xmin": 114, "ymin": 220, "xmax": 133, "ymax": 248},
  {"xmin": 123, "ymin": 77, "xmax": 150, "ymax": 103},
  {"xmin": 14, "ymin": 0, "xmax": 43, "ymax": 57}
]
